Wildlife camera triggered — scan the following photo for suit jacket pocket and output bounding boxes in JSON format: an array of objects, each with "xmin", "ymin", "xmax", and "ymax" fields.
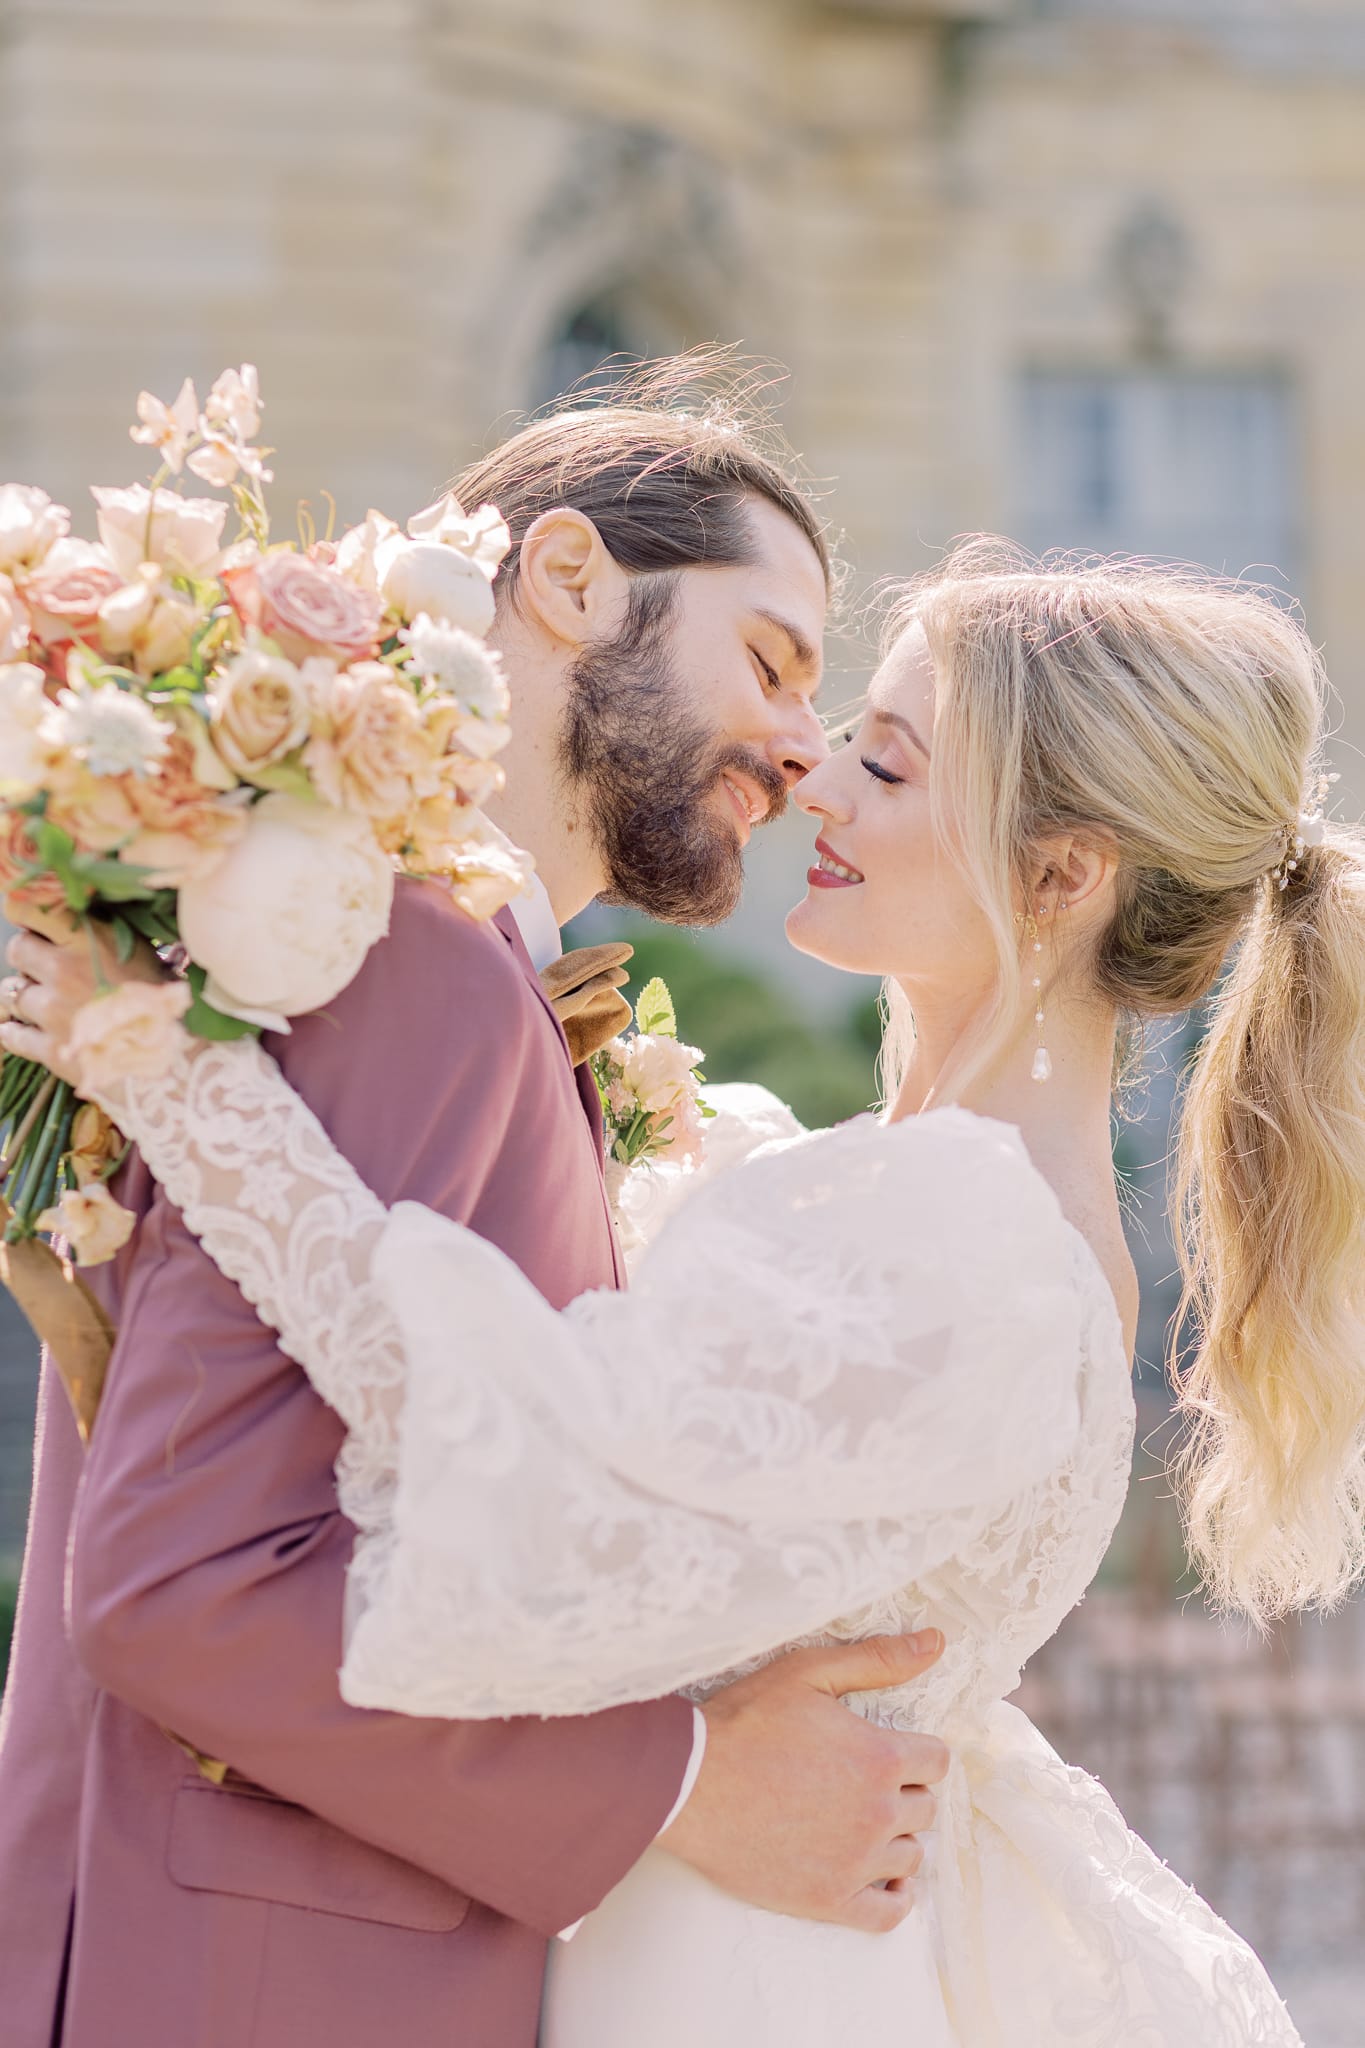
[{"xmin": 167, "ymin": 1779, "xmax": 471, "ymax": 1931}]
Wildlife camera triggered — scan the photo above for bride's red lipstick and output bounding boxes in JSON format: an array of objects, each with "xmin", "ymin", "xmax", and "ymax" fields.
[{"xmin": 808, "ymin": 835, "xmax": 865, "ymax": 890}]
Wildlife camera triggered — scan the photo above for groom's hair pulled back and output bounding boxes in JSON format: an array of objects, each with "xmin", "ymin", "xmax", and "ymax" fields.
[{"xmin": 452, "ymin": 350, "xmax": 832, "ymax": 603}]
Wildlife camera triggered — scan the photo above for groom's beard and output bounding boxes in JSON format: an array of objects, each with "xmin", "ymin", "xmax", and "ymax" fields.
[{"xmin": 562, "ymin": 580, "xmax": 789, "ymax": 927}]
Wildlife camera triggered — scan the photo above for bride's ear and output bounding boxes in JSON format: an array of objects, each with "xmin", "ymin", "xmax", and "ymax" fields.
[
  {"xmin": 516, "ymin": 508, "xmax": 631, "ymax": 648},
  {"xmin": 1030, "ymin": 830, "xmax": 1118, "ymax": 919}
]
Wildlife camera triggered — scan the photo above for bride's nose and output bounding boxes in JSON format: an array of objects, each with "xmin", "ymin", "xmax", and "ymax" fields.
[{"xmin": 794, "ymin": 749, "xmax": 854, "ymax": 824}]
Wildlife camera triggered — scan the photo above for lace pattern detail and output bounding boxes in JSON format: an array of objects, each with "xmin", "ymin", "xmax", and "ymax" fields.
[
  {"xmin": 93, "ymin": 1039, "xmax": 402, "ymax": 1617},
  {"xmin": 95, "ymin": 1043, "xmax": 1300, "ymax": 2044}
]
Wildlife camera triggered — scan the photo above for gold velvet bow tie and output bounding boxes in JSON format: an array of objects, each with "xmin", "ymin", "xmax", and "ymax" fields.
[{"xmin": 539, "ymin": 942, "xmax": 635, "ymax": 1066}]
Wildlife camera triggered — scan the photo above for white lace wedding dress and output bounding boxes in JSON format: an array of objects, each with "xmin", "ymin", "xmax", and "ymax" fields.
[{"xmin": 88, "ymin": 1044, "xmax": 1302, "ymax": 2047}]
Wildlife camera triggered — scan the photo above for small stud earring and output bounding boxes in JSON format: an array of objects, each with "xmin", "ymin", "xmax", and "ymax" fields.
[{"xmin": 1027, "ymin": 907, "xmax": 1052, "ymax": 1082}]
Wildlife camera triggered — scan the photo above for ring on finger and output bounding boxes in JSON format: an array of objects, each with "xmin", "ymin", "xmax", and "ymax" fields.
[{"xmin": 0, "ymin": 973, "xmax": 31, "ymax": 1020}]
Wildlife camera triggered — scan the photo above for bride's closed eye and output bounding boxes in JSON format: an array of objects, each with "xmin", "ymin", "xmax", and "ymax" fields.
[{"xmin": 861, "ymin": 756, "xmax": 904, "ymax": 787}]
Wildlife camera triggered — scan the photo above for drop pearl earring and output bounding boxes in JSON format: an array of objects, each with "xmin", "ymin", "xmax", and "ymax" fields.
[{"xmin": 1028, "ymin": 907, "xmax": 1051, "ymax": 1083}]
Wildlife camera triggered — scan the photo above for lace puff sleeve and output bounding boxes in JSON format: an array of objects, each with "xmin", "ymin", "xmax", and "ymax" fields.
[{"xmin": 93, "ymin": 1042, "xmax": 1085, "ymax": 1722}]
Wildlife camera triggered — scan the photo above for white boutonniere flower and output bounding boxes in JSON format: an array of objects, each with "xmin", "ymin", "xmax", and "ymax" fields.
[{"xmin": 591, "ymin": 977, "xmax": 715, "ymax": 1245}]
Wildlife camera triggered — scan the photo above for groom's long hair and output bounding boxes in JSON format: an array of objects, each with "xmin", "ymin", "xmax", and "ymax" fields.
[{"xmin": 451, "ymin": 349, "xmax": 834, "ymax": 605}]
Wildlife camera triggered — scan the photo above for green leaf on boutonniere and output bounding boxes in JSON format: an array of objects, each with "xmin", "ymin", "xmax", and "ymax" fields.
[
  {"xmin": 182, "ymin": 964, "xmax": 262, "ymax": 1042},
  {"xmin": 634, "ymin": 977, "xmax": 677, "ymax": 1040}
]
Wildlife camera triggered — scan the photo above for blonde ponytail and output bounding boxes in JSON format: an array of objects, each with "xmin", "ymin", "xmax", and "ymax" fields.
[
  {"xmin": 1173, "ymin": 835, "xmax": 1365, "ymax": 1625},
  {"xmin": 879, "ymin": 541, "xmax": 1365, "ymax": 1623}
]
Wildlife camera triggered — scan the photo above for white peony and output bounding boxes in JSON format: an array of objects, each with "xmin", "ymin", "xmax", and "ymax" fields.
[
  {"xmin": 0, "ymin": 484, "xmax": 70, "ymax": 576},
  {"xmin": 375, "ymin": 535, "xmax": 497, "ymax": 638},
  {"xmin": 91, "ymin": 484, "xmax": 228, "ymax": 582},
  {"xmin": 177, "ymin": 792, "xmax": 394, "ymax": 1026},
  {"xmin": 0, "ymin": 661, "xmax": 58, "ymax": 794},
  {"xmin": 400, "ymin": 613, "xmax": 510, "ymax": 719}
]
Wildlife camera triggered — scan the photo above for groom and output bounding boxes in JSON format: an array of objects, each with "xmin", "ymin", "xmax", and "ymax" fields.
[{"xmin": 0, "ymin": 362, "xmax": 948, "ymax": 2048}]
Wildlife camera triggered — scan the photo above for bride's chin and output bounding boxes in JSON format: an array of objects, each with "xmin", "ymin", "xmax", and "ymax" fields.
[{"xmin": 785, "ymin": 893, "xmax": 864, "ymax": 971}]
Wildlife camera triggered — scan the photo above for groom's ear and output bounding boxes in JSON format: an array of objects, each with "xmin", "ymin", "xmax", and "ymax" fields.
[{"xmin": 516, "ymin": 508, "xmax": 630, "ymax": 648}]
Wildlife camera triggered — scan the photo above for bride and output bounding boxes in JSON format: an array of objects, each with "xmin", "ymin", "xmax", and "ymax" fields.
[{"xmin": 9, "ymin": 543, "xmax": 1360, "ymax": 2045}]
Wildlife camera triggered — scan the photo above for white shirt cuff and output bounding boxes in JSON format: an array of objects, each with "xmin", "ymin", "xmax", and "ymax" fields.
[{"xmin": 555, "ymin": 1707, "xmax": 707, "ymax": 1942}]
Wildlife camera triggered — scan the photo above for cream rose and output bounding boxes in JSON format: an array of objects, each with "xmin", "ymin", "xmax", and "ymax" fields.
[
  {"xmin": 209, "ymin": 647, "xmax": 312, "ymax": 780},
  {"xmin": 68, "ymin": 1101, "xmax": 127, "ymax": 1188},
  {"xmin": 224, "ymin": 553, "xmax": 382, "ymax": 666},
  {"xmin": 0, "ymin": 573, "xmax": 30, "ymax": 662},
  {"xmin": 176, "ymin": 792, "xmax": 394, "ymax": 1023},
  {"xmin": 0, "ymin": 484, "xmax": 70, "ymax": 577},
  {"xmin": 45, "ymin": 766, "xmax": 142, "ymax": 855},
  {"xmin": 92, "ymin": 484, "xmax": 228, "ymax": 582},
  {"xmin": 445, "ymin": 824, "xmax": 535, "ymax": 923},
  {"xmin": 121, "ymin": 730, "xmax": 250, "ymax": 885},
  {"xmin": 303, "ymin": 662, "xmax": 440, "ymax": 820},
  {"xmin": 66, "ymin": 979, "xmax": 193, "ymax": 1091},
  {"xmin": 37, "ymin": 1183, "xmax": 136, "ymax": 1267},
  {"xmin": 99, "ymin": 570, "xmax": 200, "ymax": 677}
]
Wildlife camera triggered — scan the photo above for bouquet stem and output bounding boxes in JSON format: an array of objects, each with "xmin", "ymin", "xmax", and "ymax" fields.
[{"xmin": 0, "ymin": 1059, "xmax": 77, "ymax": 1241}]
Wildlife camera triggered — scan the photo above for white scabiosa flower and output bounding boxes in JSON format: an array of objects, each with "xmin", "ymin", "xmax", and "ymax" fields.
[
  {"xmin": 55, "ymin": 675, "xmax": 173, "ymax": 779},
  {"xmin": 400, "ymin": 612, "xmax": 510, "ymax": 720}
]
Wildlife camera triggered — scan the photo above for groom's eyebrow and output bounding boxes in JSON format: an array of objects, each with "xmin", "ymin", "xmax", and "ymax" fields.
[{"xmin": 754, "ymin": 609, "xmax": 822, "ymax": 685}]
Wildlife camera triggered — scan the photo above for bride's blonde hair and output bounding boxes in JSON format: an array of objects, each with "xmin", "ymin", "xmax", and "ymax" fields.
[{"xmin": 881, "ymin": 538, "xmax": 1365, "ymax": 1627}]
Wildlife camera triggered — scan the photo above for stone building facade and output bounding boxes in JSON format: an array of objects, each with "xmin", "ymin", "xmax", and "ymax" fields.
[{"xmin": 1, "ymin": 0, "xmax": 1365, "ymax": 1561}]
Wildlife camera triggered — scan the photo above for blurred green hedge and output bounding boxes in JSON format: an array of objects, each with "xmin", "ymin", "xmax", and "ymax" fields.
[{"xmin": 613, "ymin": 929, "xmax": 881, "ymax": 1130}]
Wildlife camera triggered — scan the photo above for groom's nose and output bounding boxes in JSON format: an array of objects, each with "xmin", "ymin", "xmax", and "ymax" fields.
[{"xmin": 765, "ymin": 698, "xmax": 829, "ymax": 786}]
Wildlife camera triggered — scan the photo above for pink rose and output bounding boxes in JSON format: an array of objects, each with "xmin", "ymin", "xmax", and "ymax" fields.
[
  {"xmin": 225, "ymin": 554, "xmax": 382, "ymax": 665},
  {"xmin": 24, "ymin": 540, "xmax": 124, "ymax": 651},
  {"xmin": 122, "ymin": 730, "xmax": 249, "ymax": 884}
]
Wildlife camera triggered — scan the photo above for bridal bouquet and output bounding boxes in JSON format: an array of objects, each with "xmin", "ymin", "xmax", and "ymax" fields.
[{"xmin": 0, "ymin": 365, "xmax": 529, "ymax": 1255}]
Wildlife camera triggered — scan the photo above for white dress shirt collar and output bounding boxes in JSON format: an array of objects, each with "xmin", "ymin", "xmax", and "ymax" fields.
[{"xmin": 507, "ymin": 866, "xmax": 563, "ymax": 972}]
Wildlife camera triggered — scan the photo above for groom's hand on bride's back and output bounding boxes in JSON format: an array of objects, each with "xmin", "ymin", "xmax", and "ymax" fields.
[{"xmin": 658, "ymin": 1631, "xmax": 949, "ymax": 1932}]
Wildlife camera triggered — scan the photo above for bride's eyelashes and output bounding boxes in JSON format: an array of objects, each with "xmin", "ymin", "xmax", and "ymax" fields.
[{"xmin": 861, "ymin": 756, "xmax": 904, "ymax": 787}]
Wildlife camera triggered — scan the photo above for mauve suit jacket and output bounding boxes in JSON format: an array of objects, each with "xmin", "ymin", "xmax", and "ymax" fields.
[{"xmin": 0, "ymin": 878, "xmax": 694, "ymax": 2048}]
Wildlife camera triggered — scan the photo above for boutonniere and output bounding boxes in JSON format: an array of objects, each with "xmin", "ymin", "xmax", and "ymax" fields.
[{"xmin": 591, "ymin": 977, "xmax": 714, "ymax": 1236}]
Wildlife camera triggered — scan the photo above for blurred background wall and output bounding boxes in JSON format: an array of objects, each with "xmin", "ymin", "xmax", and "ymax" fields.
[{"xmin": 2, "ymin": 2, "xmax": 1365, "ymax": 2028}]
